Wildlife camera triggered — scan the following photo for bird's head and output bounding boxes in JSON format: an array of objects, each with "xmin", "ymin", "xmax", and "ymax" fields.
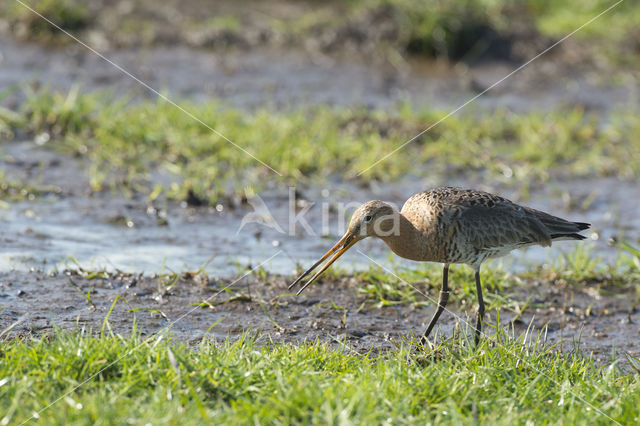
[
  {"xmin": 289, "ymin": 200, "xmax": 398, "ymax": 294},
  {"xmin": 347, "ymin": 200, "xmax": 398, "ymax": 239}
]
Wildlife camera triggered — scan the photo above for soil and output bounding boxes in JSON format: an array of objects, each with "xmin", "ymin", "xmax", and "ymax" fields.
[
  {"xmin": 1, "ymin": 269, "xmax": 638, "ymax": 366},
  {"xmin": 0, "ymin": 35, "xmax": 636, "ymax": 112},
  {"xmin": 0, "ymin": 0, "xmax": 559, "ymax": 62}
]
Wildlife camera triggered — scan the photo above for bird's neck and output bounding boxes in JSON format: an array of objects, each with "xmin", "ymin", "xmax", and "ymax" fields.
[{"xmin": 377, "ymin": 212, "xmax": 428, "ymax": 261}]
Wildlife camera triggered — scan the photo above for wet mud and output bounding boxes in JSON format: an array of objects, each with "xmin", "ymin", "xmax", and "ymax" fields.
[
  {"xmin": 1, "ymin": 270, "xmax": 638, "ymax": 366},
  {"xmin": 0, "ymin": 36, "xmax": 636, "ymax": 112}
]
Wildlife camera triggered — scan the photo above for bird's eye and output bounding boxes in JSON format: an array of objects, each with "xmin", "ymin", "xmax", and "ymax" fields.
[{"xmin": 363, "ymin": 215, "xmax": 372, "ymax": 223}]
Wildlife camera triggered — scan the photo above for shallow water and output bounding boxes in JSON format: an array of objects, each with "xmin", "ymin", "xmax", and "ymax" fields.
[{"xmin": 2, "ymin": 139, "xmax": 638, "ymax": 276}]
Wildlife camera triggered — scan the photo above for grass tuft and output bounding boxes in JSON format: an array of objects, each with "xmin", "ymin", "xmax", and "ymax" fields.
[
  {"xmin": 5, "ymin": 0, "xmax": 637, "ymax": 65},
  {"xmin": 0, "ymin": 170, "xmax": 62, "ymax": 203},
  {"xmin": 4, "ymin": 0, "xmax": 90, "ymax": 43},
  {"xmin": 0, "ymin": 326, "xmax": 638, "ymax": 424}
]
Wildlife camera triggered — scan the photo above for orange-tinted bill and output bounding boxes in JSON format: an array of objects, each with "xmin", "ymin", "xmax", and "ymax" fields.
[{"xmin": 289, "ymin": 233, "xmax": 358, "ymax": 295}]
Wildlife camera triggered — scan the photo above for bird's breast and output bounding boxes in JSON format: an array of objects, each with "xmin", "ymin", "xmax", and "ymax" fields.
[{"xmin": 399, "ymin": 198, "xmax": 477, "ymax": 264}]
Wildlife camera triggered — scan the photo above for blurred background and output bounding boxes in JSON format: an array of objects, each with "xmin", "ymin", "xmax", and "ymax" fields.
[{"xmin": 0, "ymin": 0, "xmax": 639, "ymax": 275}]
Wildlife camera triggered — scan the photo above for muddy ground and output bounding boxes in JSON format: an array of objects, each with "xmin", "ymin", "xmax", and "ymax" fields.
[
  {"xmin": 1, "ymin": 35, "xmax": 637, "ymax": 112},
  {"xmin": 1, "ymin": 1, "xmax": 640, "ymax": 366},
  {"xmin": 1, "ymin": 268, "xmax": 638, "ymax": 365}
]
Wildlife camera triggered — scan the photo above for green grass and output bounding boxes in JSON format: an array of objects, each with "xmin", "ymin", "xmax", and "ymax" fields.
[
  {"xmin": 0, "ymin": 87, "xmax": 64, "ymax": 202},
  {"xmin": 3, "ymin": 0, "xmax": 89, "ymax": 43},
  {"xmin": 2, "ymin": 247, "xmax": 638, "ymax": 423},
  {"xmin": 3, "ymin": 0, "xmax": 639, "ymax": 65},
  {"xmin": 9, "ymin": 88, "xmax": 640, "ymax": 203},
  {"xmin": 0, "ymin": 103, "xmax": 23, "ymax": 139},
  {"xmin": 0, "ymin": 325, "xmax": 638, "ymax": 424},
  {"xmin": 0, "ymin": 170, "xmax": 62, "ymax": 203},
  {"xmin": 532, "ymin": 0, "xmax": 640, "ymax": 65},
  {"xmin": 337, "ymin": 0, "xmax": 640, "ymax": 61}
]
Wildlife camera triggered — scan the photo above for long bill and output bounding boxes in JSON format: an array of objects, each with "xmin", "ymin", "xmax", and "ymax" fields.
[{"xmin": 288, "ymin": 232, "xmax": 359, "ymax": 295}]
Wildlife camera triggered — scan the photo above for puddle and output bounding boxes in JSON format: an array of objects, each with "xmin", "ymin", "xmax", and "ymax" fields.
[{"xmin": 1, "ymin": 139, "xmax": 638, "ymax": 276}]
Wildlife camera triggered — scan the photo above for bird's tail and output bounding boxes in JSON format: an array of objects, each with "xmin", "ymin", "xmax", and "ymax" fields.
[{"xmin": 547, "ymin": 221, "xmax": 590, "ymax": 241}]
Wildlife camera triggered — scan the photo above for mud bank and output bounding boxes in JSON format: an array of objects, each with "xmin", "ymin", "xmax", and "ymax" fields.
[{"xmin": 1, "ymin": 269, "xmax": 638, "ymax": 366}]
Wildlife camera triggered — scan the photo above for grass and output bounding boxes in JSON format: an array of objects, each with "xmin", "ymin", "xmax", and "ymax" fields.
[
  {"xmin": 532, "ymin": 0, "xmax": 640, "ymax": 66},
  {"xmin": 2, "ymin": 247, "xmax": 638, "ymax": 423},
  {"xmin": 338, "ymin": 0, "xmax": 640, "ymax": 62},
  {"xmin": 0, "ymin": 325, "xmax": 638, "ymax": 424},
  {"xmin": 3, "ymin": 0, "xmax": 89, "ymax": 43},
  {"xmin": 0, "ymin": 170, "xmax": 62, "ymax": 203},
  {"xmin": 0, "ymin": 87, "xmax": 64, "ymax": 202},
  {"xmin": 8, "ymin": 88, "xmax": 640, "ymax": 203},
  {"xmin": 3, "ymin": 0, "xmax": 639, "ymax": 65}
]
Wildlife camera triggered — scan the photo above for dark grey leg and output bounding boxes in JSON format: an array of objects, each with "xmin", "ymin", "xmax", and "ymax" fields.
[
  {"xmin": 420, "ymin": 264, "xmax": 450, "ymax": 345},
  {"xmin": 474, "ymin": 269, "xmax": 485, "ymax": 345}
]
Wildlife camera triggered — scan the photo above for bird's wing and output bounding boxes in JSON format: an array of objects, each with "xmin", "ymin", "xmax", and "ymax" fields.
[{"xmin": 456, "ymin": 202, "xmax": 552, "ymax": 251}]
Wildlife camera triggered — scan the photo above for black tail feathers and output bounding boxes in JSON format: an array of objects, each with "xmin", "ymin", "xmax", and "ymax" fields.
[
  {"xmin": 551, "ymin": 222, "xmax": 590, "ymax": 241},
  {"xmin": 573, "ymin": 222, "xmax": 591, "ymax": 231},
  {"xmin": 551, "ymin": 233, "xmax": 587, "ymax": 240}
]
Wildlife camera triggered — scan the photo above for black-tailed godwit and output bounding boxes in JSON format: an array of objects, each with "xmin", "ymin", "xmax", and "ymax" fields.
[{"xmin": 289, "ymin": 187, "xmax": 590, "ymax": 344}]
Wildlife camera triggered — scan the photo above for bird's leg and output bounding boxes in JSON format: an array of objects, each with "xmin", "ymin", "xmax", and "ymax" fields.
[
  {"xmin": 420, "ymin": 264, "xmax": 450, "ymax": 345},
  {"xmin": 474, "ymin": 269, "xmax": 485, "ymax": 345}
]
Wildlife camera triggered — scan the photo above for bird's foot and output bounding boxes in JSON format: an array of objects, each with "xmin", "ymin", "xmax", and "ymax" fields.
[{"xmin": 417, "ymin": 336, "xmax": 436, "ymax": 352}]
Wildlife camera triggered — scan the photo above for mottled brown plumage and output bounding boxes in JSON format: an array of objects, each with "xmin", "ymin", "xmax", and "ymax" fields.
[{"xmin": 290, "ymin": 187, "xmax": 590, "ymax": 344}]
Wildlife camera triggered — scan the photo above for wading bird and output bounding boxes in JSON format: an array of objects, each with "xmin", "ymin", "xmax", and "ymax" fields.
[{"xmin": 289, "ymin": 187, "xmax": 590, "ymax": 344}]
